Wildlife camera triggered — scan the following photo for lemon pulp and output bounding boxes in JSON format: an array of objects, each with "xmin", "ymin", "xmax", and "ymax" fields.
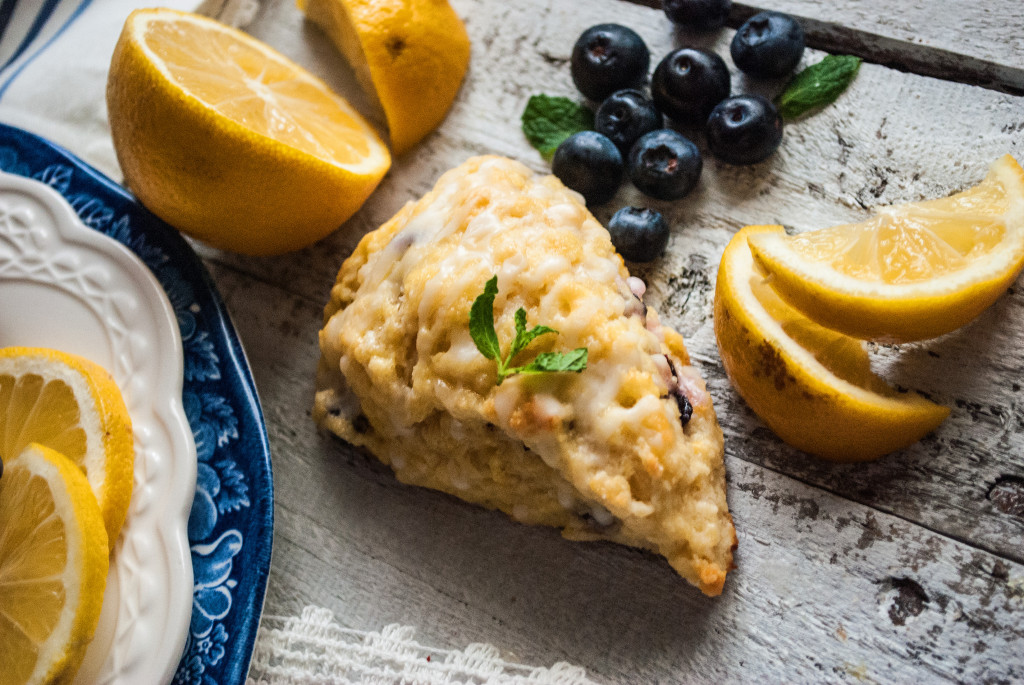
[{"xmin": 748, "ymin": 155, "xmax": 1024, "ymax": 341}]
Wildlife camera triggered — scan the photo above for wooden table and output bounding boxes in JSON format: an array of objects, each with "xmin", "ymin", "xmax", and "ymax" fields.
[{"xmin": 211, "ymin": 0, "xmax": 1024, "ymax": 681}]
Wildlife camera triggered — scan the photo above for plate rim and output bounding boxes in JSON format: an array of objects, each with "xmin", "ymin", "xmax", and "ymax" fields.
[
  {"xmin": 0, "ymin": 166, "xmax": 196, "ymax": 683},
  {"xmin": 0, "ymin": 122, "xmax": 275, "ymax": 685}
]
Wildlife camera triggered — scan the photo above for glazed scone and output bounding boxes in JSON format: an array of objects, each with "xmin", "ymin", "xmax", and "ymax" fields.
[{"xmin": 315, "ymin": 156, "xmax": 736, "ymax": 595}]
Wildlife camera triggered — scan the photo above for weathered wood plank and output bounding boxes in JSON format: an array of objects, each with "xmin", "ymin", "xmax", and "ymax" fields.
[
  {"xmin": 624, "ymin": 0, "xmax": 1024, "ymax": 94},
  {"xmin": 213, "ymin": 0, "xmax": 1024, "ymax": 567},
  {"xmin": 209, "ymin": 261, "xmax": 1024, "ymax": 682}
]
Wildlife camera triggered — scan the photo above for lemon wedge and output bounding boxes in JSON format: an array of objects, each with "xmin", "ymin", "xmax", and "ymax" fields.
[
  {"xmin": 298, "ymin": 0, "xmax": 470, "ymax": 156},
  {"xmin": 0, "ymin": 444, "xmax": 109, "ymax": 685},
  {"xmin": 714, "ymin": 226, "xmax": 949, "ymax": 461},
  {"xmin": 0, "ymin": 347, "xmax": 133, "ymax": 550},
  {"xmin": 747, "ymin": 155, "xmax": 1024, "ymax": 342},
  {"xmin": 107, "ymin": 8, "xmax": 391, "ymax": 256}
]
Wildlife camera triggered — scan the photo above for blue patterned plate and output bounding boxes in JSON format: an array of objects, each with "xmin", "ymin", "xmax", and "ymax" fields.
[{"xmin": 0, "ymin": 123, "xmax": 273, "ymax": 685}]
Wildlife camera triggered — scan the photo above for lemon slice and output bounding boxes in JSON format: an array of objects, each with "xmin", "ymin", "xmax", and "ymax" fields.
[
  {"xmin": 747, "ymin": 155, "xmax": 1024, "ymax": 342},
  {"xmin": 298, "ymin": 0, "xmax": 470, "ymax": 156},
  {"xmin": 107, "ymin": 8, "xmax": 392, "ymax": 256},
  {"xmin": 714, "ymin": 226, "xmax": 949, "ymax": 461},
  {"xmin": 0, "ymin": 444, "xmax": 109, "ymax": 685},
  {"xmin": 0, "ymin": 347, "xmax": 133, "ymax": 550}
]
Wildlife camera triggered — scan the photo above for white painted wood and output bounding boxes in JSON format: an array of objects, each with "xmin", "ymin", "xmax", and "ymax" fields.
[{"xmin": 202, "ymin": 0, "xmax": 1024, "ymax": 680}]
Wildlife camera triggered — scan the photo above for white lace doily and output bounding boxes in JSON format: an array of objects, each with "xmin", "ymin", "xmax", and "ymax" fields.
[{"xmin": 246, "ymin": 606, "xmax": 596, "ymax": 685}]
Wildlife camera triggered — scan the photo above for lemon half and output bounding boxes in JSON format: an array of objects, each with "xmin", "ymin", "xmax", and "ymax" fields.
[{"xmin": 107, "ymin": 8, "xmax": 392, "ymax": 256}]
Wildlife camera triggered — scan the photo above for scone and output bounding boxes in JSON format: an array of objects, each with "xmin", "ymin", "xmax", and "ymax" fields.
[{"xmin": 315, "ymin": 156, "xmax": 736, "ymax": 595}]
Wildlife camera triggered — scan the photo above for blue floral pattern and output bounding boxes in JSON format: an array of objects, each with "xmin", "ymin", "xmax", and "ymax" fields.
[{"xmin": 0, "ymin": 125, "xmax": 273, "ymax": 684}]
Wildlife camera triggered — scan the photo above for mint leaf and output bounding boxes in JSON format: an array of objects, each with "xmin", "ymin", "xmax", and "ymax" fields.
[
  {"xmin": 469, "ymin": 276, "xmax": 501, "ymax": 360},
  {"xmin": 777, "ymin": 55, "xmax": 861, "ymax": 120},
  {"xmin": 521, "ymin": 94, "xmax": 594, "ymax": 160},
  {"xmin": 508, "ymin": 308, "xmax": 557, "ymax": 361},
  {"xmin": 516, "ymin": 348, "xmax": 589, "ymax": 375},
  {"xmin": 514, "ymin": 307, "xmax": 528, "ymax": 339},
  {"xmin": 469, "ymin": 276, "xmax": 588, "ymax": 384}
]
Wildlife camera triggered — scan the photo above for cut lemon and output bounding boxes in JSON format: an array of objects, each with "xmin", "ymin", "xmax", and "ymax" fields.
[
  {"xmin": 107, "ymin": 8, "xmax": 391, "ymax": 256},
  {"xmin": 0, "ymin": 444, "xmax": 109, "ymax": 685},
  {"xmin": 747, "ymin": 155, "xmax": 1024, "ymax": 342},
  {"xmin": 0, "ymin": 347, "xmax": 133, "ymax": 551},
  {"xmin": 298, "ymin": 0, "xmax": 470, "ymax": 156},
  {"xmin": 714, "ymin": 226, "xmax": 949, "ymax": 461}
]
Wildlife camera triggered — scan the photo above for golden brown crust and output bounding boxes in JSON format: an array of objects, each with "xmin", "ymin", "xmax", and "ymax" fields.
[{"xmin": 315, "ymin": 156, "xmax": 735, "ymax": 594}]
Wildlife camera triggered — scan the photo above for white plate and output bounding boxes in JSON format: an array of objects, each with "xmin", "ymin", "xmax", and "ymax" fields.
[{"xmin": 0, "ymin": 170, "xmax": 195, "ymax": 684}]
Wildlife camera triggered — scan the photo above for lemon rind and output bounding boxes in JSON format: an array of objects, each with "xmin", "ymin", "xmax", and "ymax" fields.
[{"xmin": 716, "ymin": 226, "xmax": 949, "ymax": 460}]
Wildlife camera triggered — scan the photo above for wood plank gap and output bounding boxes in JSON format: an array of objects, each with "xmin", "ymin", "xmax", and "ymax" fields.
[{"xmin": 621, "ymin": 0, "xmax": 1024, "ymax": 95}]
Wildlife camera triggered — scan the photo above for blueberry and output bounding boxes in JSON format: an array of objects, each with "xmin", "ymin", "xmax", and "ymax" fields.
[
  {"xmin": 662, "ymin": 0, "xmax": 732, "ymax": 31},
  {"xmin": 595, "ymin": 89, "xmax": 662, "ymax": 155},
  {"xmin": 705, "ymin": 95, "xmax": 783, "ymax": 165},
  {"xmin": 628, "ymin": 129, "xmax": 702, "ymax": 200},
  {"xmin": 651, "ymin": 48, "xmax": 730, "ymax": 127},
  {"xmin": 551, "ymin": 131, "xmax": 624, "ymax": 205},
  {"xmin": 672, "ymin": 388, "xmax": 693, "ymax": 425},
  {"xmin": 607, "ymin": 207, "xmax": 669, "ymax": 263},
  {"xmin": 730, "ymin": 11, "xmax": 805, "ymax": 78},
  {"xmin": 571, "ymin": 24, "xmax": 650, "ymax": 102}
]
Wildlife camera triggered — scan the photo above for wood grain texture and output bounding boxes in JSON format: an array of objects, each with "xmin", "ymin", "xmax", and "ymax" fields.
[
  {"xmin": 626, "ymin": 0, "xmax": 1024, "ymax": 94},
  {"xmin": 212, "ymin": 0, "xmax": 1024, "ymax": 680}
]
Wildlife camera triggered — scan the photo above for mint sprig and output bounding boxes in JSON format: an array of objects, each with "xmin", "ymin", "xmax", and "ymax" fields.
[
  {"xmin": 521, "ymin": 94, "xmax": 594, "ymax": 160},
  {"xmin": 776, "ymin": 55, "xmax": 862, "ymax": 120},
  {"xmin": 470, "ymin": 276, "xmax": 588, "ymax": 385}
]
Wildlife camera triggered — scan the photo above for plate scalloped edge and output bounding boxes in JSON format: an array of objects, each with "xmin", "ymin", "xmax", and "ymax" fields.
[
  {"xmin": 0, "ymin": 122, "xmax": 274, "ymax": 685},
  {"xmin": 0, "ymin": 168, "xmax": 196, "ymax": 683}
]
